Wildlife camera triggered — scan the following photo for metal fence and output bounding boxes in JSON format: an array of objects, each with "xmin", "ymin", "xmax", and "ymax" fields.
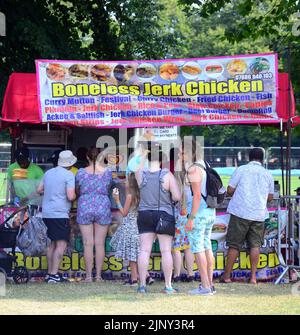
[
  {"xmin": 0, "ymin": 144, "xmax": 11, "ymax": 205},
  {"xmin": 204, "ymin": 147, "xmax": 266, "ymax": 168},
  {"xmin": 266, "ymin": 147, "xmax": 300, "ymax": 170},
  {"xmin": 0, "ymin": 143, "xmax": 11, "ymax": 171},
  {"xmin": 275, "ymin": 196, "xmax": 300, "ymax": 284},
  {"xmin": 203, "ymin": 146, "xmax": 300, "ymax": 170}
]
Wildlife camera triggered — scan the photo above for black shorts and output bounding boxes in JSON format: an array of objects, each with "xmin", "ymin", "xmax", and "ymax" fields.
[
  {"xmin": 43, "ymin": 218, "xmax": 70, "ymax": 242},
  {"xmin": 137, "ymin": 210, "xmax": 175, "ymax": 237}
]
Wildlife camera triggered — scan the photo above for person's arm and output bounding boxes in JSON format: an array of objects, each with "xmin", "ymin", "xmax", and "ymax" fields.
[
  {"xmin": 75, "ymin": 172, "xmax": 81, "ymax": 196},
  {"xmin": 135, "ymin": 169, "xmax": 142, "ymax": 187},
  {"xmin": 113, "ymin": 192, "xmax": 132, "ymax": 217},
  {"xmin": 67, "ymin": 188, "xmax": 76, "ymax": 202},
  {"xmin": 66, "ymin": 173, "xmax": 76, "ymax": 202},
  {"xmin": 167, "ymin": 172, "xmax": 181, "ymax": 202},
  {"xmin": 227, "ymin": 168, "xmax": 241, "ymax": 197},
  {"xmin": 37, "ymin": 181, "xmax": 44, "ymax": 195},
  {"xmin": 227, "ymin": 186, "xmax": 236, "ymax": 196},
  {"xmin": 185, "ymin": 166, "xmax": 202, "ymax": 231}
]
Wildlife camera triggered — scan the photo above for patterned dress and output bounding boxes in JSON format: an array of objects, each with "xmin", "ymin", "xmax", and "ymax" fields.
[
  {"xmin": 76, "ymin": 168, "xmax": 112, "ymax": 225},
  {"xmin": 172, "ymin": 185, "xmax": 192, "ymax": 252},
  {"xmin": 110, "ymin": 209, "xmax": 140, "ymax": 263}
]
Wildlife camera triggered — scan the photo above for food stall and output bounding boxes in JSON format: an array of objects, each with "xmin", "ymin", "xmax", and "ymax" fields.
[{"xmin": 0, "ymin": 52, "xmax": 298, "ymax": 282}]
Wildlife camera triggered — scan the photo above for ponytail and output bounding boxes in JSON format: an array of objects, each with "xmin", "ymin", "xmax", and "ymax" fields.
[{"xmin": 87, "ymin": 147, "xmax": 100, "ymax": 174}]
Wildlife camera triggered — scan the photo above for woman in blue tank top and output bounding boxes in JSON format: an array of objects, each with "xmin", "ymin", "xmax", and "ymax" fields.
[{"xmin": 180, "ymin": 138, "xmax": 216, "ymax": 296}]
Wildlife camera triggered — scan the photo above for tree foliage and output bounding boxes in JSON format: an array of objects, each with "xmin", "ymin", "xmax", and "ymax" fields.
[{"xmin": 0, "ymin": 0, "xmax": 179, "ymax": 106}]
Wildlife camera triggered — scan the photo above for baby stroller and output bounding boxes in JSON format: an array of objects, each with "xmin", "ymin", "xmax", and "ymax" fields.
[{"xmin": 0, "ymin": 206, "xmax": 30, "ymax": 284}]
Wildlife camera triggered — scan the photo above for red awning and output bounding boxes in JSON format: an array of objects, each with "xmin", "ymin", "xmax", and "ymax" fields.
[
  {"xmin": 1, "ymin": 73, "xmax": 40, "ymax": 124},
  {"xmin": 0, "ymin": 72, "xmax": 298, "ymax": 127}
]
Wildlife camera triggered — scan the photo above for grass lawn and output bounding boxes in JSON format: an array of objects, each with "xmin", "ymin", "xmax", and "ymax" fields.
[
  {"xmin": 1, "ymin": 281, "xmax": 300, "ymax": 315},
  {"xmin": 221, "ymin": 175, "xmax": 299, "ymax": 195}
]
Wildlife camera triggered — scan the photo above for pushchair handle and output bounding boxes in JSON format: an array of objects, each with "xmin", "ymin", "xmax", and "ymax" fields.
[{"xmin": 2, "ymin": 206, "xmax": 29, "ymax": 227}]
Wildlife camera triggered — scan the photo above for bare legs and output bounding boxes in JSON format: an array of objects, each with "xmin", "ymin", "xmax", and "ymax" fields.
[
  {"xmin": 184, "ymin": 248, "xmax": 195, "ymax": 277},
  {"xmin": 138, "ymin": 233, "xmax": 174, "ymax": 288},
  {"xmin": 138, "ymin": 233, "xmax": 156, "ymax": 287},
  {"xmin": 205, "ymin": 249, "xmax": 215, "ymax": 287},
  {"xmin": 224, "ymin": 247, "xmax": 260, "ymax": 283},
  {"xmin": 157, "ymin": 234, "xmax": 173, "ymax": 288},
  {"xmin": 129, "ymin": 261, "xmax": 138, "ymax": 281},
  {"xmin": 79, "ymin": 224, "xmax": 94, "ymax": 279},
  {"xmin": 223, "ymin": 248, "xmax": 239, "ymax": 282},
  {"xmin": 46, "ymin": 241, "xmax": 56, "ymax": 274},
  {"xmin": 195, "ymin": 252, "xmax": 210, "ymax": 289},
  {"xmin": 47, "ymin": 240, "xmax": 67, "ymax": 275},
  {"xmin": 94, "ymin": 224, "xmax": 109, "ymax": 279},
  {"xmin": 79, "ymin": 223, "xmax": 109, "ymax": 280},
  {"xmin": 172, "ymin": 250, "xmax": 182, "ymax": 277},
  {"xmin": 172, "ymin": 248, "xmax": 195, "ymax": 277},
  {"xmin": 249, "ymin": 247, "xmax": 260, "ymax": 284}
]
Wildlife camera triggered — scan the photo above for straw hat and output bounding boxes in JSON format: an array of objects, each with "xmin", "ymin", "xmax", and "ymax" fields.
[{"xmin": 58, "ymin": 150, "xmax": 77, "ymax": 168}]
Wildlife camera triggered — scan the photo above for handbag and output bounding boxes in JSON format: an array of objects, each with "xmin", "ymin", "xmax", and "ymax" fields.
[{"xmin": 155, "ymin": 170, "xmax": 176, "ymax": 235}]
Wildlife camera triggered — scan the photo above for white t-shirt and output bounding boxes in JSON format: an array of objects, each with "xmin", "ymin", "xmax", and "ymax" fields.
[{"xmin": 227, "ymin": 161, "xmax": 274, "ymax": 221}]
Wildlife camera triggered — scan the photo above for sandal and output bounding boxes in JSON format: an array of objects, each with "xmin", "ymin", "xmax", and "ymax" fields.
[
  {"xmin": 146, "ymin": 276, "xmax": 155, "ymax": 285},
  {"xmin": 219, "ymin": 277, "xmax": 232, "ymax": 283},
  {"xmin": 123, "ymin": 279, "xmax": 138, "ymax": 287},
  {"xmin": 95, "ymin": 276, "xmax": 104, "ymax": 282},
  {"xmin": 83, "ymin": 277, "xmax": 93, "ymax": 283}
]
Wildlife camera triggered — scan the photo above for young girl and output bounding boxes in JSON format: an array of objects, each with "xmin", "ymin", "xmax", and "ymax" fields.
[
  {"xmin": 110, "ymin": 173, "xmax": 153, "ymax": 286},
  {"xmin": 172, "ymin": 166, "xmax": 195, "ymax": 282}
]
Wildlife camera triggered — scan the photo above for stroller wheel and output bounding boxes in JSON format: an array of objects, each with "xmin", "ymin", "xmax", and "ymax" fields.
[{"xmin": 13, "ymin": 266, "xmax": 29, "ymax": 284}]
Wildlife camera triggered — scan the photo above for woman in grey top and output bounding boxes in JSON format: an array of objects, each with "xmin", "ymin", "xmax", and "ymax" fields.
[{"xmin": 135, "ymin": 142, "xmax": 181, "ymax": 294}]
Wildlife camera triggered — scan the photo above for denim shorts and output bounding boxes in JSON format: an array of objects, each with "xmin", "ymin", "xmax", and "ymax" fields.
[{"xmin": 187, "ymin": 209, "xmax": 215, "ymax": 254}]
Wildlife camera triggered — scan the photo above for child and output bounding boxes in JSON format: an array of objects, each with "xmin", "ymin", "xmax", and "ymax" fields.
[
  {"xmin": 110, "ymin": 173, "xmax": 153, "ymax": 286},
  {"xmin": 172, "ymin": 167, "xmax": 195, "ymax": 282}
]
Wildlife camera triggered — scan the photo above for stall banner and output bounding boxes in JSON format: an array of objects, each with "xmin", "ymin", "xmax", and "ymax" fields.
[
  {"xmin": 12, "ymin": 209, "xmax": 287, "ymax": 283},
  {"xmin": 35, "ymin": 53, "xmax": 278, "ymax": 128}
]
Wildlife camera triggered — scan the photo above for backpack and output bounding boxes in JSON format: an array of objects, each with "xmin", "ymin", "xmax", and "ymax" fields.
[
  {"xmin": 17, "ymin": 215, "xmax": 51, "ymax": 257},
  {"xmin": 193, "ymin": 161, "xmax": 226, "ymax": 208}
]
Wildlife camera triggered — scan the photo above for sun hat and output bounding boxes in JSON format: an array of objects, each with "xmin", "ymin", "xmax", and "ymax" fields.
[{"xmin": 57, "ymin": 150, "xmax": 77, "ymax": 168}]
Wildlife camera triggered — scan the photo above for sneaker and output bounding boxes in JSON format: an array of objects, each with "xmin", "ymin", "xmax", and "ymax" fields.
[
  {"xmin": 162, "ymin": 287, "xmax": 179, "ymax": 294},
  {"xmin": 137, "ymin": 285, "xmax": 147, "ymax": 293},
  {"xmin": 172, "ymin": 276, "xmax": 181, "ymax": 283},
  {"xmin": 146, "ymin": 276, "xmax": 155, "ymax": 285},
  {"xmin": 57, "ymin": 273, "xmax": 69, "ymax": 283},
  {"xmin": 46, "ymin": 274, "xmax": 69, "ymax": 283},
  {"xmin": 188, "ymin": 285, "xmax": 213, "ymax": 296},
  {"xmin": 186, "ymin": 276, "xmax": 194, "ymax": 282},
  {"xmin": 123, "ymin": 279, "xmax": 138, "ymax": 287},
  {"xmin": 211, "ymin": 285, "xmax": 216, "ymax": 295},
  {"xmin": 45, "ymin": 274, "xmax": 61, "ymax": 283}
]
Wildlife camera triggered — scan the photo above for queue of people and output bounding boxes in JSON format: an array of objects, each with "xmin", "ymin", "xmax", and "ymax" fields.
[{"xmin": 6, "ymin": 143, "xmax": 274, "ymax": 295}]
